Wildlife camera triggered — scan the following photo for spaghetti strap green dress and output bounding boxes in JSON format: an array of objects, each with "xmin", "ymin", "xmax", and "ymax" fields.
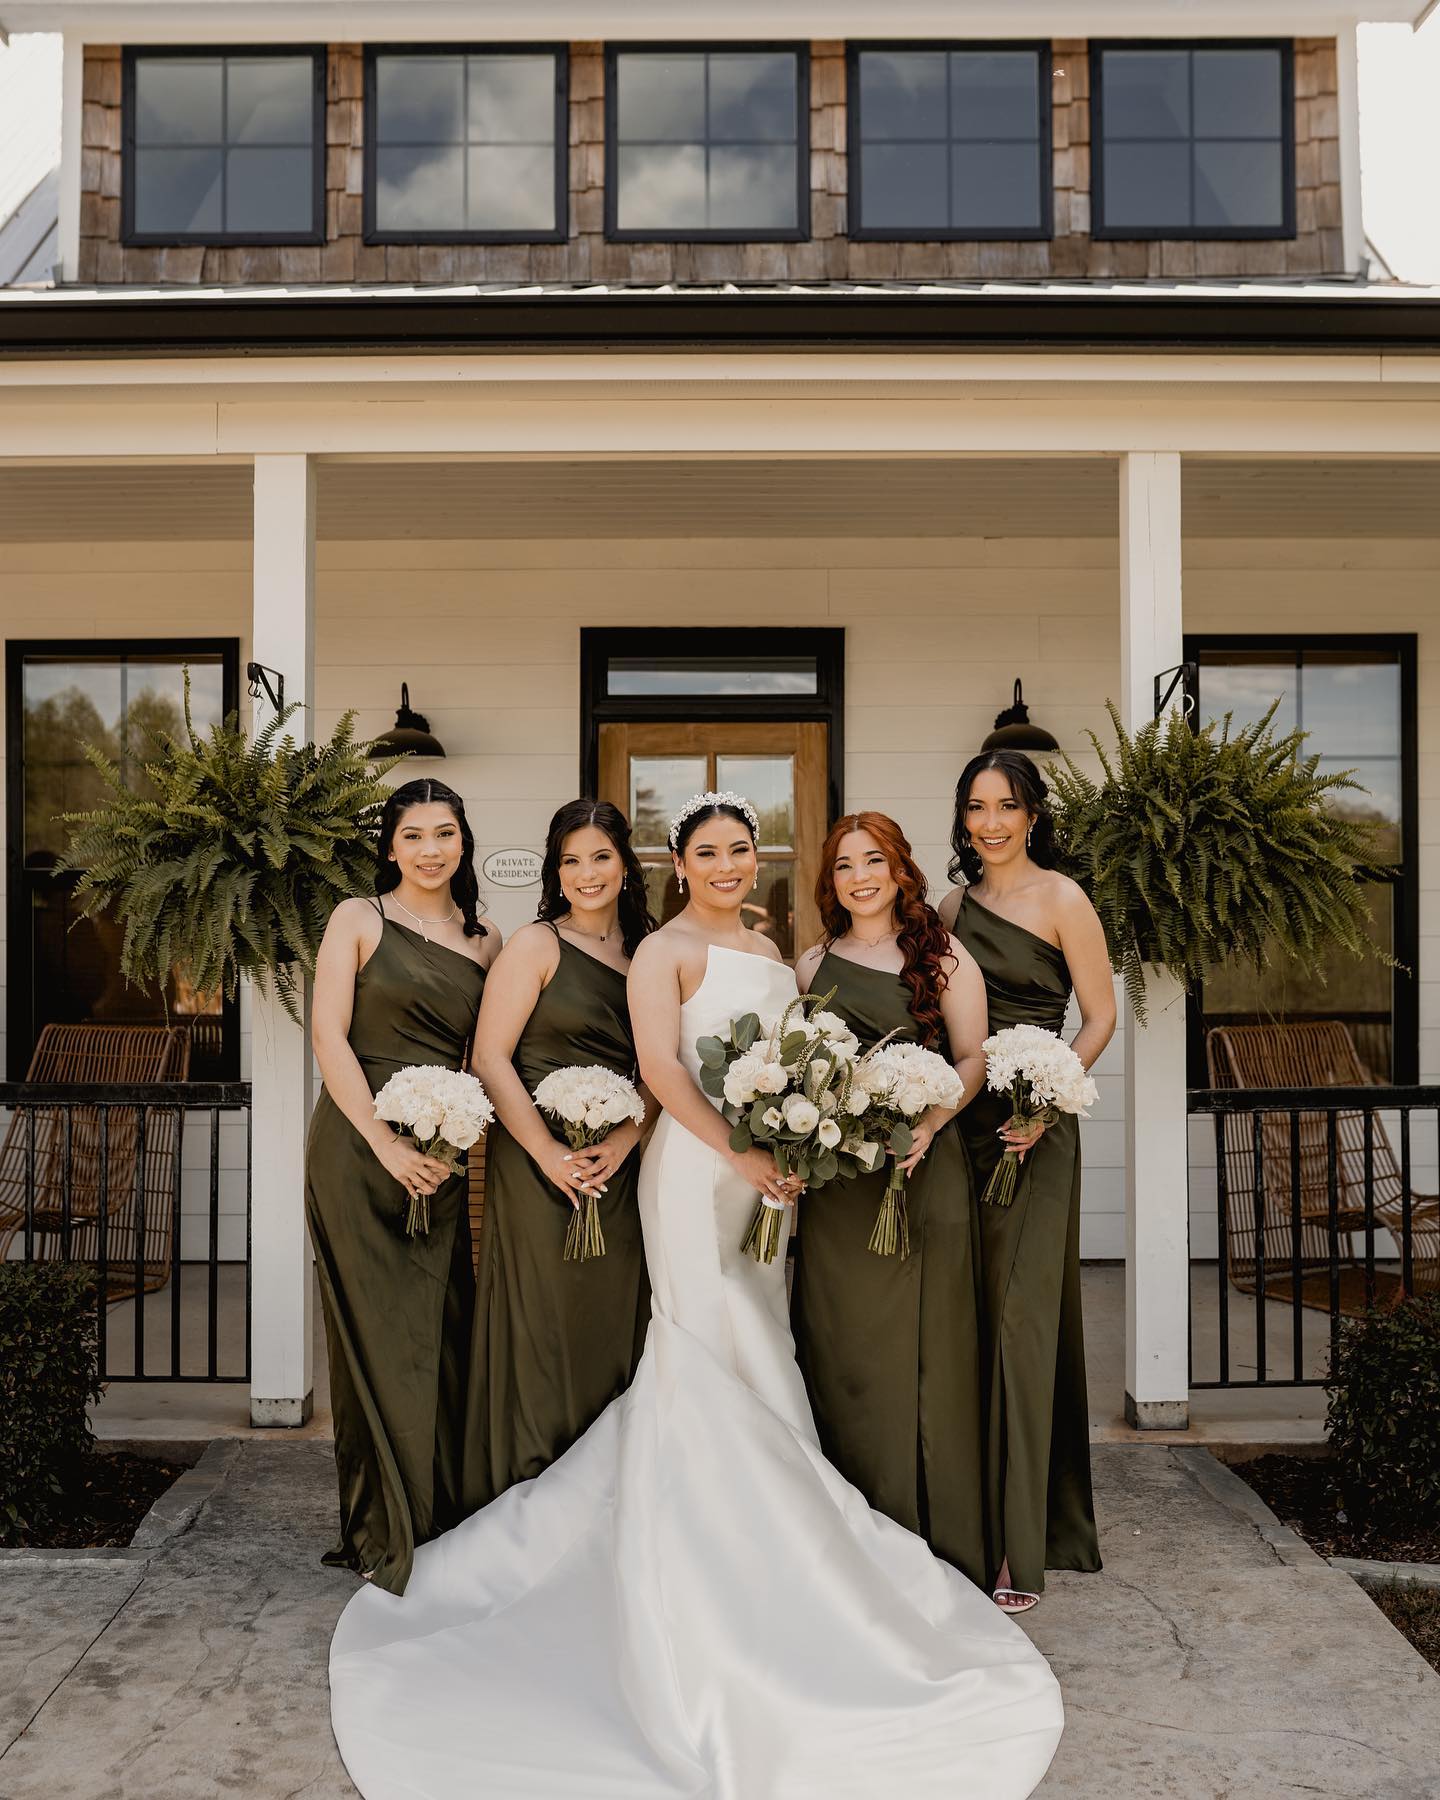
[
  {"xmin": 953, "ymin": 894, "xmax": 1101, "ymax": 1597},
  {"xmin": 304, "ymin": 910, "xmax": 486, "ymax": 1598},
  {"xmin": 463, "ymin": 934, "xmax": 650, "ymax": 1511},
  {"xmin": 791, "ymin": 951, "xmax": 987, "ymax": 1587}
]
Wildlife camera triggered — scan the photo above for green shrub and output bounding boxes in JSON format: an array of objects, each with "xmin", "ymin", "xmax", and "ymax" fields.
[
  {"xmin": 0, "ymin": 1264, "xmax": 103, "ymax": 1542},
  {"xmin": 1325, "ymin": 1293, "xmax": 1440, "ymax": 1529}
]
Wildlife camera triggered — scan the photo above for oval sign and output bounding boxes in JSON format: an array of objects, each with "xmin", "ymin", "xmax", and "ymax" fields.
[{"xmin": 482, "ymin": 847, "xmax": 544, "ymax": 889}]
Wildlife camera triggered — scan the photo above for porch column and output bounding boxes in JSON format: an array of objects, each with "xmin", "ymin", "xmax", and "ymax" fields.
[
  {"xmin": 248, "ymin": 454, "xmax": 316, "ymax": 1427},
  {"xmin": 1119, "ymin": 451, "xmax": 1190, "ymax": 1430}
]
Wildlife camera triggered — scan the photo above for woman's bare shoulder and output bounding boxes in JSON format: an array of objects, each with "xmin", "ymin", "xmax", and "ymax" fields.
[{"xmin": 936, "ymin": 885, "xmax": 965, "ymax": 930}]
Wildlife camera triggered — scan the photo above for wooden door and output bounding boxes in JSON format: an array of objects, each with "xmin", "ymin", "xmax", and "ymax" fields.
[{"xmin": 598, "ymin": 720, "xmax": 828, "ymax": 961}]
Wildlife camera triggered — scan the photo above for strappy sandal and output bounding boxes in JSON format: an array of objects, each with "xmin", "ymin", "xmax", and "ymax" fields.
[{"xmin": 992, "ymin": 1587, "xmax": 1040, "ymax": 1615}]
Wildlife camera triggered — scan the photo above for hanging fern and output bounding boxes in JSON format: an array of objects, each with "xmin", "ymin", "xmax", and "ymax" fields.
[
  {"xmin": 60, "ymin": 675, "xmax": 399, "ymax": 1022},
  {"xmin": 1048, "ymin": 700, "xmax": 1394, "ymax": 1023}
]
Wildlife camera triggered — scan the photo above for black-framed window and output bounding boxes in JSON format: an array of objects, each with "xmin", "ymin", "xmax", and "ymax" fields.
[
  {"xmin": 605, "ymin": 45, "xmax": 810, "ymax": 241},
  {"xmin": 1092, "ymin": 41, "xmax": 1294, "ymax": 239},
  {"xmin": 6, "ymin": 642, "xmax": 242, "ymax": 1082},
  {"xmin": 848, "ymin": 42, "xmax": 1051, "ymax": 240},
  {"xmin": 363, "ymin": 45, "xmax": 568, "ymax": 244},
  {"xmin": 121, "ymin": 47, "xmax": 324, "ymax": 246},
  {"xmin": 1185, "ymin": 636, "xmax": 1417, "ymax": 1086}
]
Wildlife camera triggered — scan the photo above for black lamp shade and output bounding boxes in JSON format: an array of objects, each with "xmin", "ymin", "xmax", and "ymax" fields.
[
  {"xmin": 370, "ymin": 683, "xmax": 446, "ymax": 758},
  {"xmin": 980, "ymin": 678, "xmax": 1058, "ymax": 753}
]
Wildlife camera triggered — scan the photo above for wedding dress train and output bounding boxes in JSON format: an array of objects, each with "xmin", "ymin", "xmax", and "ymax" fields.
[{"xmin": 330, "ymin": 945, "xmax": 1064, "ymax": 1799}]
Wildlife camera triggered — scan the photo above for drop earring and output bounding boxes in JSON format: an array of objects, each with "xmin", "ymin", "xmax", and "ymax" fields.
[
  {"xmin": 676, "ymin": 872, "xmax": 685, "ymax": 893},
  {"xmin": 753, "ymin": 874, "xmax": 760, "ymax": 891},
  {"xmin": 1026, "ymin": 826, "xmax": 1034, "ymax": 849}
]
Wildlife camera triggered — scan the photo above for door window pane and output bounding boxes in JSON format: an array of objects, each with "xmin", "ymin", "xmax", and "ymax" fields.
[
  {"xmin": 611, "ymin": 49, "xmax": 803, "ymax": 236},
  {"xmin": 1096, "ymin": 45, "xmax": 1289, "ymax": 235},
  {"xmin": 370, "ymin": 49, "xmax": 561, "ymax": 238},
  {"xmin": 716, "ymin": 755, "xmax": 795, "ymax": 850},
  {"xmin": 128, "ymin": 51, "xmax": 319, "ymax": 241},
  {"xmin": 629, "ymin": 757, "xmax": 708, "ymax": 849},
  {"xmin": 853, "ymin": 45, "xmax": 1047, "ymax": 237}
]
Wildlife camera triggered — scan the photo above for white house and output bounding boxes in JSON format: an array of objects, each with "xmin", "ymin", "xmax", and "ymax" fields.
[{"xmin": 1, "ymin": 0, "xmax": 1437, "ymax": 1433}]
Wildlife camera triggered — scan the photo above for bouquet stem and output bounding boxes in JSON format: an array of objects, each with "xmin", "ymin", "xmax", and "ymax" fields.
[
  {"xmin": 742, "ymin": 1196, "xmax": 787, "ymax": 1264},
  {"xmin": 868, "ymin": 1165, "xmax": 911, "ymax": 1258},
  {"xmin": 405, "ymin": 1191, "xmax": 431, "ymax": 1237},
  {"xmin": 564, "ymin": 1187, "xmax": 606, "ymax": 1262}
]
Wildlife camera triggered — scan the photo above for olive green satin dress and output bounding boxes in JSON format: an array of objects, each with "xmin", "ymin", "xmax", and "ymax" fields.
[
  {"xmin": 791, "ymin": 951, "xmax": 987, "ymax": 1587},
  {"xmin": 463, "ymin": 934, "xmax": 650, "ymax": 1511},
  {"xmin": 953, "ymin": 895, "xmax": 1101, "ymax": 1597},
  {"xmin": 304, "ymin": 912, "xmax": 486, "ymax": 1597}
]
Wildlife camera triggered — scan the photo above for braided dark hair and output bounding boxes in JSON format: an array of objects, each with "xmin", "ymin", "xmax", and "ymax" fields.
[
  {"xmin": 947, "ymin": 750, "xmax": 1058, "ymax": 886},
  {"xmin": 375, "ymin": 778, "xmax": 487, "ymax": 937},
  {"xmin": 537, "ymin": 799, "xmax": 656, "ymax": 958}
]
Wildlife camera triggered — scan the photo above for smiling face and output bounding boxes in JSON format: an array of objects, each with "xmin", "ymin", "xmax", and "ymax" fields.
[
  {"xmin": 964, "ymin": 767, "xmax": 1034, "ymax": 871},
  {"xmin": 558, "ymin": 822, "xmax": 624, "ymax": 919},
  {"xmin": 389, "ymin": 801, "xmax": 464, "ymax": 895},
  {"xmin": 831, "ymin": 828, "xmax": 899, "ymax": 926},
  {"xmin": 674, "ymin": 814, "xmax": 758, "ymax": 912}
]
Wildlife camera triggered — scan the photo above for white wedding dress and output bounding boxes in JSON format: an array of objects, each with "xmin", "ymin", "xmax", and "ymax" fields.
[{"xmin": 330, "ymin": 945, "xmax": 1064, "ymax": 1799}]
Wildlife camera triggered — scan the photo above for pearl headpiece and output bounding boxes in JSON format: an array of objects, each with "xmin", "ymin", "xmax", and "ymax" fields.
[{"xmin": 666, "ymin": 790, "xmax": 760, "ymax": 851}]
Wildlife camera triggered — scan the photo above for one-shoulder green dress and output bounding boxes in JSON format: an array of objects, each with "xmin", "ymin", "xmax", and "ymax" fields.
[
  {"xmin": 304, "ymin": 908, "xmax": 487, "ymax": 1597},
  {"xmin": 953, "ymin": 894, "xmax": 1101, "ymax": 1597},
  {"xmin": 463, "ymin": 933, "xmax": 650, "ymax": 1511},
  {"xmin": 791, "ymin": 951, "xmax": 987, "ymax": 1587}
]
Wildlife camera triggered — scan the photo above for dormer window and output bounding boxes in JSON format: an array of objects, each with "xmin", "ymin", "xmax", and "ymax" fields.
[
  {"xmin": 1092, "ymin": 42, "xmax": 1294, "ymax": 238},
  {"xmin": 364, "ymin": 47, "xmax": 567, "ymax": 243},
  {"xmin": 122, "ymin": 49, "xmax": 324, "ymax": 245}
]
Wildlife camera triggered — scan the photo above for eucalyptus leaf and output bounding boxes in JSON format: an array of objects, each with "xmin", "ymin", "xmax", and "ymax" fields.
[
  {"xmin": 697, "ymin": 1037, "xmax": 728, "ymax": 1068},
  {"xmin": 729, "ymin": 1123, "xmax": 753, "ymax": 1153},
  {"xmin": 734, "ymin": 1013, "xmax": 761, "ymax": 1053}
]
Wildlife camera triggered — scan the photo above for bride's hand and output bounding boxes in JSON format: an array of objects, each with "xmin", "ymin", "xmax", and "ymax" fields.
[{"xmin": 731, "ymin": 1145, "xmax": 800, "ymax": 1206}]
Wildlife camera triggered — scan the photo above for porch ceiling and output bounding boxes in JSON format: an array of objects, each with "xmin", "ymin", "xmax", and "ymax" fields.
[{"xmin": 2, "ymin": 457, "xmax": 1440, "ymax": 542}]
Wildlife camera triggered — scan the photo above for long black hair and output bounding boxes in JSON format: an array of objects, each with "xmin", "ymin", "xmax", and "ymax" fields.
[
  {"xmin": 537, "ymin": 799, "xmax": 656, "ymax": 958},
  {"xmin": 375, "ymin": 777, "xmax": 486, "ymax": 938},
  {"xmin": 671, "ymin": 800, "xmax": 757, "ymax": 860},
  {"xmin": 947, "ymin": 750, "xmax": 1058, "ymax": 885}
]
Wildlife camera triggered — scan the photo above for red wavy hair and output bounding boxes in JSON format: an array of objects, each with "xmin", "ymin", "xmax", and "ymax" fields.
[{"xmin": 815, "ymin": 812, "xmax": 951, "ymax": 1048}]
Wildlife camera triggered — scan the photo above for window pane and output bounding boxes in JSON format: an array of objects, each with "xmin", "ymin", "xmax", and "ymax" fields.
[
  {"xmin": 715, "ymin": 756, "xmax": 795, "ymax": 850},
  {"xmin": 1102, "ymin": 141, "xmax": 1190, "ymax": 229},
  {"xmin": 375, "ymin": 55, "xmax": 464, "ymax": 143},
  {"xmin": 225, "ymin": 148, "xmax": 314, "ymax": 234},
  {"xmin": 1317, "ymin": 757, "xmax": 1401, "ymax": 863},
  {"xmin": 951, "ymin": 142, "xmax": 1042, "ymax": 231},
  {"xmin": 861, "ymin": 142, "xmax": 948, "ymax": 231},
  {"xmin": 1197, "ymin": 655, "xmax": 1297, "ymax": 735},
  {"xmin": 134, "ymin": 58, "xmax": 221, "ymax": 145},
  {"xmin": 1193, "ymin": 49, "xmax": 1282, "ymax": 139},
  {"xmin": 950, "ymin": 51, "xmax": 1039, "ymax": 141},
  {"xmin": 468, "ymin": 55, "xmax": 554, "ymax": 143},
  {"xmin": 1302, "ymin": 658, "xmax": 1400, "ymax": 755},
  {"xmin": 857, "ymin": 51, "xmax": 947, "ymax": 141},
  {"xmin": 133, "ymin": 147, "xmax": 222, "ymax": 233},
  {"xmin": 707, "ymin": 53, "xmax": 796, "ymax": 142},
  {"xmin": 748, "ymin": 861, "xmax": 795, "ymax": 961},
  {"xmin": 708, "ymin": 143, "xmax": 797, "ymax": 231},
  {"xmin": 1103, "ymin": 51, "xmax": 1190, "ymax": 138},
  {"xmin": 607, "ymin": 657, "xmax": 818, "ymax": 697},
  {"xmin": 630, "ymin": 757, "xmax": 708, "ymax": 849},
  {"xmin": 375, "ymin": 146, "xmax": 462, "ymax": 232},
  {"xmin": 226, "ymin": 57, "xmax": 313, "ymax": 145},
  {"xmin": 616, "ymin": 143, "xmax": 705, "ymax": 231},
  {"xmin": 1194, "ymin": 141, "xmax": 1283, "ymax": 230},
  {"xmin": 467, "ymin": 145, "xmax": 556, "ymax": 232},
  {"xmin": 616, "ymin": 54, "xmax": 706, "ymax": 141}
]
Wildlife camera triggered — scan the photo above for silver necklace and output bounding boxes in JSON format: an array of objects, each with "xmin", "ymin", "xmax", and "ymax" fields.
[{"xmin": 390, "ymin": 896, "xmax": 459, "ymax": 942}]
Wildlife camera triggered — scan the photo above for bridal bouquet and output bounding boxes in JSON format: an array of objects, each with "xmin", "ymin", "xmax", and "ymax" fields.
[
  {"xmin": 848, "ymin": 1041, "xmax": 964, "ymax": 1257},
  {"xmin": 698, "ymin": 989, "xmax": 860, "ymax": 1264},
  {"xmin": 533, "ymin": 1064, "xmax": 647, "ymax": 1262},
  {"xmin": 373, "ymin": 1064, "xmax": 495, "ymax": 1236},
  {"xmin": 980, "ymin": 1023, "xmax": 1098, "ymax": 1208}
]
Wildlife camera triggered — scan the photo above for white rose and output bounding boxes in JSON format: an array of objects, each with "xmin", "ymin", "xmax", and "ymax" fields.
[
  {"xmin": 723, "ymin": 1053, "xmax": 764, "ymax": 1107},
  {"xmin": 752, "ymin": 1061, "xmax": 789, "ymax": 1095},
  {"xmin": 446, "ymin": 1118, "xmax": 480, "ymax": 1150},
  {"xmin": 584, "ymin": 1105, "xmax": 608, "ymax": 1129},
  {"xmin": 817, "ymin": 1118, "xmax": 842, "ymax": 1149},
  {"xmin": 559, "ymin": 1093, "xmax": 588, "ymax": 1124},
  {"xmin": 411, "ymin": 1110, "xmax": 440, "ymax": 1141},
  {"xmin": 782, "ymin": 1095, "xmax": 820, "ymax": 1134}
]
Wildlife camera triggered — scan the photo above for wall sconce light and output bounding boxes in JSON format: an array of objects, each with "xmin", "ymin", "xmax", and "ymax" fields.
[
  {"xmin": 369, "ymin": 683, "xmax": 446, "ymax": 759},
  {"xmin": 980, "ymin": 678, "xmax": 1058, "ymax": 754}
]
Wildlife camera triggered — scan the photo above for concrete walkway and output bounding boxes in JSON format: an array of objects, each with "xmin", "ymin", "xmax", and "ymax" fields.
[{"xmin": 1, "ymin": 1443, "xmax": 1435, "ymax": 1800}]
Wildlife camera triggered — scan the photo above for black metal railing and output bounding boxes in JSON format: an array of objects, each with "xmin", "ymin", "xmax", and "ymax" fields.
[
  {"xmin": 1187, "ymin": 1084, "xmax": 1439, "ymax": 1389},
  {"xmin": 0, "ymin": 1081, "xmax": 251, "ymax": 1383}
]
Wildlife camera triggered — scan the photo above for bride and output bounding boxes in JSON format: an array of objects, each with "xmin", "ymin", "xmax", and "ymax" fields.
[{"xmin": 329, "ymin": 792, "xmax": 1064, "ymax": 1800}]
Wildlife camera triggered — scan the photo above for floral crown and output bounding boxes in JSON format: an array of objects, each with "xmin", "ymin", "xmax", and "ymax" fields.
[{"xmin": 667, "ymin": 790, "xmax": 760, "ymax": 851}]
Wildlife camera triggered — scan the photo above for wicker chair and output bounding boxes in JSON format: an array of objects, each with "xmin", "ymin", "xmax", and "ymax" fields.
[
  {"xmin": 1206, "ymin": 1020, "xmax": 1440, "ymax": 1311},
  {"xmin": 0, "ymin": 1022, "xmax": 192, "ymax": 1298}
]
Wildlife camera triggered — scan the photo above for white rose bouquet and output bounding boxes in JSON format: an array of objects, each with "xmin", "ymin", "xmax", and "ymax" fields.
[
  {"xmin": 533, "ymin": 1064, "xmax": 647, "ymax": 1262},
  {"xmin": 980, "ymin": 1023, "xmax": 1099, "ymax": 1208},
  {"xmin": 697, "ymin": 988, "xmax": 858, "ymax": 1264},
  {"xmin": 372, "ymin": 1064, "xmax": 495, "ymax": 1236},
  {"xmin": 847, "ymin": 1041, "xmax": 964, "ymax": 1257}
]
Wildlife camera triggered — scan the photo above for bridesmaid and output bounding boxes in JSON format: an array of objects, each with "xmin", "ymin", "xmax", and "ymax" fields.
[
  {"xmin": 792, "ymin": 812, "xmax": 990, "ymax": 1586},
  {"xmin": 463, "ymin": 800, "xmax": 657, "ymax": 1510},
  {"xmin": 306, "ymin": 778, "xmax": 500, "ymax": 1595},
  {"xmin": 938, "ymin": 749, "xmax": 1116, "ymax": 1614}
]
